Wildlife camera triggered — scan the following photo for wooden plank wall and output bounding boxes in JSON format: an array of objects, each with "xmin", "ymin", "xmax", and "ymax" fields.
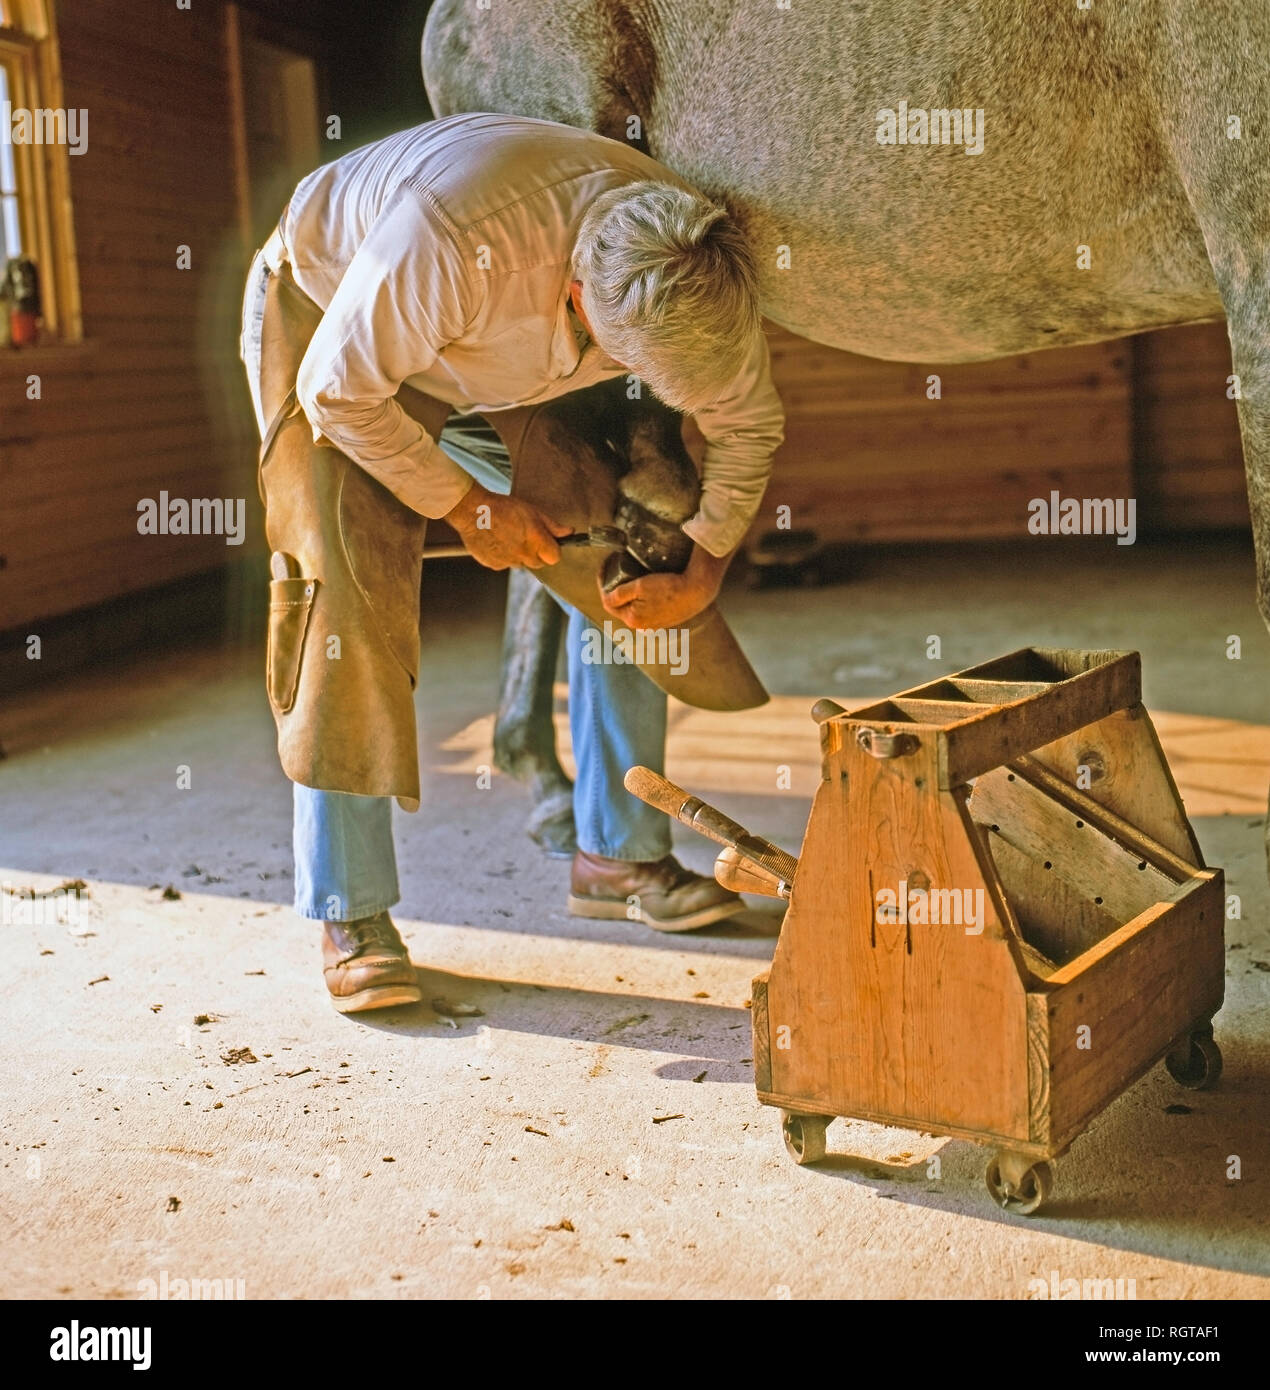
[
  {"xmin": 1133, "ymin": 322, "xmax": 1247, "ymax": 531},
  {"xmin": 0, "ymin": 0, "xmax": 259, "ymax": 632},
  {"xmin": 755, "ymin": 329, "xmax": 1133, "ymax": 548},
  {"xmin": 747, "ymin": 320, "xmax": 1247, "ymax": 552}
]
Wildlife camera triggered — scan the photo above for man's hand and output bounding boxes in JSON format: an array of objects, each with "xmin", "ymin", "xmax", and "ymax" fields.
[
  {"xmin": 602, "ymin": 542, "xmax": 733, "ymax": 629},
  {"xmin": 444, "ymin": 482, "xmax": 570, "ymax": 570}
]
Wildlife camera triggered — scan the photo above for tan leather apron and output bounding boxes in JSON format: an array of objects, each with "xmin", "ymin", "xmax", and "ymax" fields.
[
  {"xmin": 256, "ymin": 266, "xmax": 768, "ymax": 812},
  {"xmin": 257, "ymin": 267, "xmax": 448, "ymax": 811}
]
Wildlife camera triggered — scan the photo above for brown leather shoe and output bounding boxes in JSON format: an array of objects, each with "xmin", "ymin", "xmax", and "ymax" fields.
[
  {"xmin": 568, "ymin": 850, "xmax": 745, "ymax": 932},
  {"xmin": 321, "ymin": 911, "xmax": 422, "ymax": 1013}
]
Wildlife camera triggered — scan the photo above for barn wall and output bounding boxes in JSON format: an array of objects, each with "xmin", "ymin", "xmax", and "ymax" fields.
[
  {"xmin": 755, "ymin": 319, "xmax": 1248, "ymax": 554},
  {"xmin": 0, "ymin": 3, "xmax": 1251, "ymax": 635},
  {"xmin": 758, "ymin": 331, "xmax": 1133, "ymax": 548},
  {"xmin": 0, "ymin": 0, "xmax": 261, "ymax": 632},
  {"xmin": 1133, "ymin": 322, "xmax": 1247, "ymax": 531}
]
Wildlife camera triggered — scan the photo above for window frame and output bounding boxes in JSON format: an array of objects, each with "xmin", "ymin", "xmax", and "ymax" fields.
[{"xmin": 0, "ymin": 0, "xmax": 82, "ymax": 344}]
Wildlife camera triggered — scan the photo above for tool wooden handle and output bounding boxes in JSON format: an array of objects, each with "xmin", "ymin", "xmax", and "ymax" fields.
[
  {"xmin": 623, "ymin": 766, "xmax": 689, "ymax": 818},
  {"xmin": 624, "ymin": 766, "xmax": 800, "ymax": 886},
  {"xmin": 811, "ymin": 698, "xmax": 847, "ymax": 724},
  {"xmin": 624, "ymin": 767, "xmax": 744, "ymax": 844},
  {"xmin": 270, "ymin": 550, "xmax": 299, "ymax": 580}
]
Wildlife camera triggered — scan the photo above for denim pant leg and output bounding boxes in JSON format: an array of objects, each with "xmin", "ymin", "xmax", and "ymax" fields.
[
  {"xmin": 292, "ymin": 784, "xmax": 400, "ymax": 921},
  {"xmin": 281, "ymin": 422, "xmax": 516, "ymax": 922},
  {"xmin": 566, "ymin": 605, "xmax": 673, "ymax": 861}
]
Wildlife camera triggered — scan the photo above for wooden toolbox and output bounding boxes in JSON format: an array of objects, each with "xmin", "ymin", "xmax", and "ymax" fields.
[{"xmin": 627, "ymin": 648, "xmax": 1225, "ymax": 1214}]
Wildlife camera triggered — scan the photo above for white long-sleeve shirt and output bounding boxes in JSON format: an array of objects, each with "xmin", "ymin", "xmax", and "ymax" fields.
[{"xmin": 264, "ymin": 112, "xmax": 784, "ymax": 557}]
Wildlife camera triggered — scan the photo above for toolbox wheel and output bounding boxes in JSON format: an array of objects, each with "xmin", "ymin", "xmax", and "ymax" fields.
[
  {"xmin": 780, "ymin": 1110, "xmax": 830, "ymax": 1165},
  {"xmin": 1165, "ymin": 1029, "xmax": 1223, "ymax": 1090},
  {"xmin": 985, "ymin": 1152, "xmax": 1053, "ymax": 1215}
]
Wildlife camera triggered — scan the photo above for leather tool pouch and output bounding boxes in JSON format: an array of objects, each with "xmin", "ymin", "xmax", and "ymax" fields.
[{"xmin": 267, "ymin": 575, "xmax": 318, "ymax": 715}]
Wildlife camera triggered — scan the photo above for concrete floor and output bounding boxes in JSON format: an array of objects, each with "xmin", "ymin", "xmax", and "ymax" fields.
[{"xmin": 2, "ymin": 536, "xmax": 1267, "ymax": 1299}]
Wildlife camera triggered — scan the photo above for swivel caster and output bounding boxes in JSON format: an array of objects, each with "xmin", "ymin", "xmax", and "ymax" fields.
[
  {"xmin": 780, "ymin": 1110, "xmax": 831, "ymax": 1165},
  {"xmin": 1165, "ymin": 1026, "xmax": 1222, "ymax": 1090},
  {"xmin": 985, "ymin": 1151, "xmax": 1054, "ymax": 1215}
]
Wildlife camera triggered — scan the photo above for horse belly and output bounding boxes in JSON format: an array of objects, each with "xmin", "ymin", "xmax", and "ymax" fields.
[{"xmin": 759, "ymin": 222, "xmax": 1225, "ymax": 364}]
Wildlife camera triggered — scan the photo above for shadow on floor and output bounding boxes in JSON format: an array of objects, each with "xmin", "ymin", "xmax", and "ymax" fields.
[{"xmin": 351, "ymin": 963, "xmax": 1270, "ymax": 1279}]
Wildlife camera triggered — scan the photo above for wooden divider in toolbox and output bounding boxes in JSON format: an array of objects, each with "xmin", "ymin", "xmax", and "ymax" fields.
[
  {"xmin": 836, "ymin": 648, "xmax": 1143, "ymax": 788},
  {"xmin": 969, "ymin": 752, "xmax": 1196, "ymax": 969}
]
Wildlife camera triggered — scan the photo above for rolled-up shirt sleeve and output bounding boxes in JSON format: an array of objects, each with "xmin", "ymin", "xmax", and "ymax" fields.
[
  {"xmin": 294, "ymin": 186, "xmax": 477, "ymax": 518},
  {"xmin": 683, "ymin": 330, "xmax": 786, "ymax": 557}
]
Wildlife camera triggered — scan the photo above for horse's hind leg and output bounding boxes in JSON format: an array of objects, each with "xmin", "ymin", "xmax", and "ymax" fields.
[
  {"xmin": 1155, "ymin": 3, "xmax": 1270, "ymax": 867},
  {"xmin": 493, "ymin": 567, "xmax": 577, "ymax": 858}
]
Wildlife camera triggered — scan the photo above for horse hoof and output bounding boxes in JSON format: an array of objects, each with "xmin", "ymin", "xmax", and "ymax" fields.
[
  {"xmin": 527, "ymin": 790, "xmax": 577, "ymax": 858},
  {"xmin": 530, "ymin": 812, "xmax": 577, "ymax": 859}
]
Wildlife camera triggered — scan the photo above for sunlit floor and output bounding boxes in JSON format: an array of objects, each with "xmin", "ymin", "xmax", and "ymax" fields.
[{"xmin": 2, "ymin": 537, "xmax": 1268, "ymax": 1298}]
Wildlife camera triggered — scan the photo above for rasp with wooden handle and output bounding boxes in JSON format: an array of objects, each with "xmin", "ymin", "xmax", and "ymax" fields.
[
  {"xmin": 624, "ymin": 766, "xmax": 800, "ymax": 892},
  {"xmin": 713, "ymin": 845, "xmax": 790, "ymax": 899}
]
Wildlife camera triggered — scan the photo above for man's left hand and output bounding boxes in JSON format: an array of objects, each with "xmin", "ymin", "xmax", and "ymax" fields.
[{"xmin": 601, "ymin": 569, "xmax": 716, "ymax": 630}]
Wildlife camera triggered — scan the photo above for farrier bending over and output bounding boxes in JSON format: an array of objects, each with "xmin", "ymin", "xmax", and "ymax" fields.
[{"xmin": 241, "ymin": 112, "xmax": 785, "ymax": 1013}]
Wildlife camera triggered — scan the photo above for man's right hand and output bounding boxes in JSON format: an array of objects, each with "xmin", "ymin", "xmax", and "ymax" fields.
[{"xmin": 443, "ymin": 482, "xmax": 570, "ymax": 570}]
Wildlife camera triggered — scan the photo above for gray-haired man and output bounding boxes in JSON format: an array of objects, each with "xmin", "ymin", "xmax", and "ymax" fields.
[{"xmin": 240, "ymin": 112, "xmax": 785, "ymax": 1012}]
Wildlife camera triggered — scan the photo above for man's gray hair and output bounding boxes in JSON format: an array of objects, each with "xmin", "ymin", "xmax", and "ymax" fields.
[{"xmin": 572, "ymin": 181, "xmax": 761, "ymax": 412}]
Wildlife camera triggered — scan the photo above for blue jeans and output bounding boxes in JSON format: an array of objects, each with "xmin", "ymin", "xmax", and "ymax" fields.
[
  {"xmin": 292, "ymin": 602, "xmax": 671, "ymax": 920},
  {"xmin": 240, "ymin": 251, "xmax": 672, "ymax": 921}
]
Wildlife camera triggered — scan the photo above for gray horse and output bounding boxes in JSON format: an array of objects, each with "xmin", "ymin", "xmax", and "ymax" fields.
[{"xmin": 423, "ymin": 0, "xmax": 1270, "ymax": 856}]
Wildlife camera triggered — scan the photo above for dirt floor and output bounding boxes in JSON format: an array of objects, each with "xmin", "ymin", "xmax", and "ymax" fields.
[{"xmin": 2, "ymin": 537, "xmax": 1267, "ymax": 1299}]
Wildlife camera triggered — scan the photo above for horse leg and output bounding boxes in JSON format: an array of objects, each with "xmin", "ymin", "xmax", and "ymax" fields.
[
  {"xmin": 493, "ymin": 567, "xmax": 577, "ymax": 858},
  {"xmin": 1154, "ymin": 4, "xmax": 1270, "ymax": 867},
  {"xmin": 483, "ymin": 379, "xmax": 715, "ymax": 861},
  {"xmin": 1227, "ymin": 310, "xmax": 1270, "ymax": 876}
]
